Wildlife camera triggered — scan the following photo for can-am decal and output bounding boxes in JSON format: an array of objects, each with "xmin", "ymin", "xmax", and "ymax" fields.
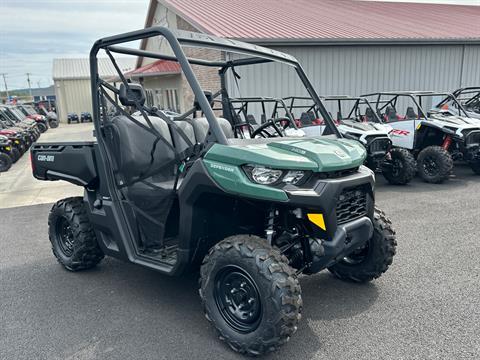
[{"xmin": 37, "ymin": 154, "xmax": 55, "ymax": 162}]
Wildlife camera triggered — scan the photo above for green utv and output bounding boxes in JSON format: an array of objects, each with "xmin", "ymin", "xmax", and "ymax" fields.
[{"xmin": 31, "ymin": 28, "xmax": 396, "ymax": 356}]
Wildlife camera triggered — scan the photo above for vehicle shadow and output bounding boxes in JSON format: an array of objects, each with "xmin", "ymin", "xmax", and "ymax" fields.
[
  {"xmin": 2, "ymin": 257, "xmax": 378, "ymax": 360},
  {"xmin": 299, "ymin": 272, "xmax": 378, "ymax": 321},
  {"xmin": 375, "ymin": 163, "xmax": 477, "ymax": 194}
]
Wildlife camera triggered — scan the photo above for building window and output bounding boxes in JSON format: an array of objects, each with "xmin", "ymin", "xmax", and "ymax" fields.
[{"xmin": 163, "ymin": 89, "xmax": 179, "ymax": 112}]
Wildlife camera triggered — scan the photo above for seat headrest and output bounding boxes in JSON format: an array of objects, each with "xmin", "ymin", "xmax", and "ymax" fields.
[
  {"xmin": 405, "ymin": 107, "xmax": 417, "ymax": 119},
  {"xmin": 365, "ymin": 107, "xmax": 375, "ymax": 120},
  {"xmin": 119, "ymin": 83, "xmax": 146, "ymax": 107}
]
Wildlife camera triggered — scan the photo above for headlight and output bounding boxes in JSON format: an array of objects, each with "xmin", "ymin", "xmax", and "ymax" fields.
[
  {"xmin": 283, "ymin": 170, "xmax": 306, "ymax": 184},
  {"xmin": 248, "ymin": 166, "xmax": 283, "ymax": 185},
  {"xmin": 243, "ymin": 165, "xmax": 307, "ymax": 185}
]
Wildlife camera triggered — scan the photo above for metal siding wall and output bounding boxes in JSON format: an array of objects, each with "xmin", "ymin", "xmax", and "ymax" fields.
[
  {"xmin": 227, "ymin": 44, "xmax": 480, "ymax": 101},
  {"xmin": 462, "ymin": 45, "xmax": 480, "ymax": 87},
  {"xmin": 54, "ymin": 79, "xmax": 92, "ymax": 122}
]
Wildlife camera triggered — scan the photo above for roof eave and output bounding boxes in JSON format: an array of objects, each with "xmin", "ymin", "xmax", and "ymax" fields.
[{"xmin": 232, "ymin": 37, "xmax": 480, "ymax": 46}]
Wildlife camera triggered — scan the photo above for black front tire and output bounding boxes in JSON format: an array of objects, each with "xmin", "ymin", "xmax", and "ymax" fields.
[
  {"xmin": 0, "ymin": 152, "xmax": 12, "ymax": 172},
  {"xmin": 328, "ymin": 206, "xmax": 397, "ymax": 283},
  {"xmin": 49, "ymin": 120, "xmax": 59, "ymax": 128},
  {"xmin": 200, "ymin": 235, "xmax": 302, "ymax": 356},
  {"xmin": 48, "ymin": 197, "xmax": 104, "ymax": 271},
  {"xmin": 10, "ymin": 147, "xmax": 21, "ymax": 163},
  {"xmin": 417, "ymin": 146, "xmax": 453, "ymax": 183},
  {"xmin": 382, "ymin": 148, "xmax": 416, "ymax": 185}
]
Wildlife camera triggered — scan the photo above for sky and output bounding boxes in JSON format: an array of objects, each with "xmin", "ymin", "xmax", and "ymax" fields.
[
  {"xmin": 0, "ymin": 0, "xmax": 478, "ymax": 91},
  {"xmin": 0, "ymin": 0, "xmax": 149, "ymax": 90}
]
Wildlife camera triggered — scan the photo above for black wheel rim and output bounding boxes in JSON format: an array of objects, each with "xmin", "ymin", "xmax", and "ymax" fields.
[
  {"xmin": 391, "ymin": 158, "xmax": 403, "ymax": 177},
  {"xmin": 422, "ymin": 155, "xmax": 438, "ymax": 177},
  {"xmin": 56, "ymin": 217, "xmax": 75, "ymax": 257},
  {"xmin": 214, "ymin": 265, "xmax": 262, "ymax": 333}
]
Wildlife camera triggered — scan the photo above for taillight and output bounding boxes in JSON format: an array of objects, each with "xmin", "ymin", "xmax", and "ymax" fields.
[{"xmin": 30, "ymin": 151, "xmax": 35, "ymax": 172}]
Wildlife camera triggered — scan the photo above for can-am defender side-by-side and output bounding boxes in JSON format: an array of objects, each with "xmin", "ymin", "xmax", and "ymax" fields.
[
  {"xmin": 0, "ymin": 134, "xmax": 14, "ymax": 172},
  {"xmin": 0, "ymin": 106, "xmax": 40, "ymax": 142},
  {"xmin": 283, "ymin": 96, "xmax": 416, "ymax": 185},
  {"xmin": 16, "ymin": 104, "xmax": 49, "ymax": 133},
  {"xmin": 36, "ymin": 105, "xmax": 59, "ymax": 128},
  {"xmin": 31, "ymin": 27, "xmax": 396, "ymax": 356},
  {"xmin": 364, "ymin": 91, "xmax": 480, "ymax": 181}
]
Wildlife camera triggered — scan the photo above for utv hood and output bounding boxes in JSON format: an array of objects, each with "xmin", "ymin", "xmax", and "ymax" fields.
[
  {"xmin": 340, "ymin": 120, "xmax": 384, "ymax": 132},
  {"xmin": 205, "ymin": 137, "xmax": 366, "ymax": 172},
  {"xmin": 0, "ymin": 129, "xmax": 17, "ymax": 135}
]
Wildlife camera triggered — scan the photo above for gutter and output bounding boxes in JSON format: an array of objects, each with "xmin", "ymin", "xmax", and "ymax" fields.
[{"xmin": 230, "ymin": 37, "xmax": 480, "ymax": 47}]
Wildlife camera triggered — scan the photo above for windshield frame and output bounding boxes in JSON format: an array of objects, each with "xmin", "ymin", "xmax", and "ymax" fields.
[{"xmin": 90, "ymin": 26, "xmax": 342, "ymax": 145}]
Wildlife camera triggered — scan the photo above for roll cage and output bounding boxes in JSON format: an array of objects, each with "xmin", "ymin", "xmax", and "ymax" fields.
[
  {"xmin": 436, "ymin": 87, "xmax": 480, "ymax": 113},
  {"xmin": 90, "ymin": 27, "xmax": 341, "ymax": 143},
  {"xmin": 284, "ymin": 96, "xmax": 382, "ymax": 124},
  {"xmin": 361, "ymin": 91, "xmax": 470, "ymax": 121}
]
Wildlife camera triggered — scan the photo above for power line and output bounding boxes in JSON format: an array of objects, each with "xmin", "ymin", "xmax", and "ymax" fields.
[
  {"xmin": 0, "ymin": 73, "xmax": 9, "ymax": 99},
  {"xmin": 26, "ymin": 73, "xmax": 33, "ymax": 97}
]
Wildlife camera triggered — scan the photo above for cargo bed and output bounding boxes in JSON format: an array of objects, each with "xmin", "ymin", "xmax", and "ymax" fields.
[{"xmin": 31, "ymin": 141, "xmax": 98, "ymax": 187}]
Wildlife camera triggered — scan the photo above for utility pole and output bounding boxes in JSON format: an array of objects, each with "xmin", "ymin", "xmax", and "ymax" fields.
[
  {"xmin": 1, "ymin": 73, "xmax": 9, "ymax": 100},
  {"xmin": 26, "ymin": 73, "xmax": 33, "ymax": 97}
]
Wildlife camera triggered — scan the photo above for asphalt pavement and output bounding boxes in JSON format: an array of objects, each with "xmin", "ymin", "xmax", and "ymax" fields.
[{"xmin": 1, "ymin": 167, "xmax": 479, "ymax": 360}]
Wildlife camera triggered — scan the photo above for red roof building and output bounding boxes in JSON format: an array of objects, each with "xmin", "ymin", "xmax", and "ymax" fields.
[
  {"xmin": 135, "ymin": 0, "xmax": 480, "ymax": 112},
  {"xmin": 150, "ymin": 0, "xmax": 480, "ymax": 43}
]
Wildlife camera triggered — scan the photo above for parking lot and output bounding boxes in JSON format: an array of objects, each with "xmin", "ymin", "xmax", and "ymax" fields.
[
  {"xmin": 0, "ymin": 123, "xmax": 93, "ymax": 208},
  {"xmin": 0, "ymin": 124, "xmax": 478, "ymax": 360}
]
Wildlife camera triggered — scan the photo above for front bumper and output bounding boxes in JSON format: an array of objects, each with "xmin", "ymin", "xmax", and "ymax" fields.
[
  {"xmin": 308, "ymin": 216, "xmax": 373, "ymax": 273},
  {"xmin": 284, "ymin": 165, "xmax": 375, "ymax": 240}
]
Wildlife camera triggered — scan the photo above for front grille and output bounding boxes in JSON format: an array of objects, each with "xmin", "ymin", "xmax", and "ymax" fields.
[
  {"xmin": 465, "ymin": 130, "xmax": 480, "ymax": 146},
  {"xmin": 367, "ymin": 137, "xmax": 391, "ymax": 154},
  {"xmin": 336, "ymin": 186, "xmax": 367, "ymax": 224},
  {"xmin": 318, "ymin": 167, "xmax": 359, "ymax": 179}
]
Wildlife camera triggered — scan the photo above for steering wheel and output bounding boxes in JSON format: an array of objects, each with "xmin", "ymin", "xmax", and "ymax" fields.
[{"xmin": 251, "ymin": 117, "xmax": 293, "ymax": 138}]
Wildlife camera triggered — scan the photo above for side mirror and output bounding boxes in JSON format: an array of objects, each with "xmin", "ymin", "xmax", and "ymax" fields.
[{"xmin": 119, "ymin": 83, "xmax": 146, "ymax": 107}]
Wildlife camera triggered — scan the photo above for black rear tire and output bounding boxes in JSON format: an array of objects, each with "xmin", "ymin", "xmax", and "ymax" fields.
[
  {"xmin": 48, "ymin": 197, "xmax": 104, "ymax": 271},
  {"xmin": 37, "ymin": 122, "xmax": 48, "ymax": 133},
  {"xmin": 10, "ymin": 147, "xmax": 21, "ymax": 163},
  {"xmin": 0, "ymin": 152, "xmax": 12, "ymax": 172},
  {"xmin": 382, "ymin": 148, "xmax": 416, "ymax": 185},
  {"xmin": 470, "ymin": 161, "xmax": 480, "ymax": 175},
  {"xmin": 49, "ymin": 120, "xmax": 59, "ymax": 128},
  {"xmin": 200, "ymin": 235, "xmax": 302, "ymax": 356},
  {"xmin": 417, "ymin": 146, "xmax": 453, "ymax": 183},
  {"xmin": 328, "ymin": 206, "xmax": 397, "ymax": 283}
]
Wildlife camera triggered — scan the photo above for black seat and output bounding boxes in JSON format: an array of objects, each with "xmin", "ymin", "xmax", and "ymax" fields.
[
  {"xmin": 105, "ymin": 114, "xmax": 178, "ymax": 248},
  {"xmin": 106, "ymin": 114, "xmax": 176, "ymax": 183},
  {"xmin": 247, "ymin": 114, "xmax": 258, "ymax": 125},
  {"xmin": 187, "ymin": 117, "xmax": 234, "ymax": 142},
  {"xmin": 299, "ymin": 112, "xmax": 311, "ymax": 126},
  {"xmin": 365, "ymin": 107, "xmax": 376, "ymax": 122},
  {"xmin": 385, "ymin": 106, "xmax": 397, "ymax": 122},
  {"xmin": 405, "ymin": 107, "xmax": 417, "ymax": 120}
]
